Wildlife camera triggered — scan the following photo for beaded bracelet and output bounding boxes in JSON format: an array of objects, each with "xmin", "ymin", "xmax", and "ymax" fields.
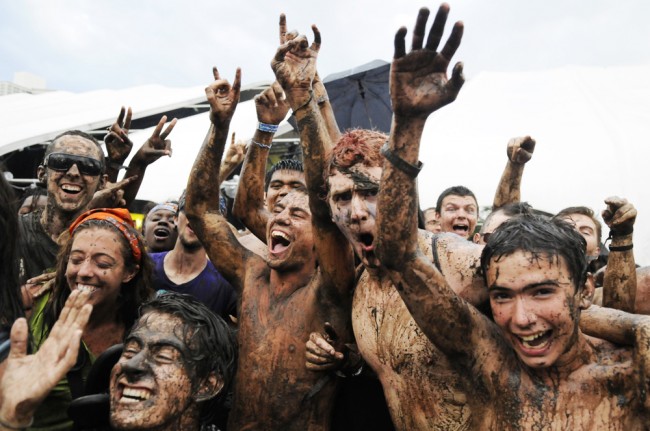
[{"xmin": 251, "ymin": 140, "xmax": 272, "ymax": 150}]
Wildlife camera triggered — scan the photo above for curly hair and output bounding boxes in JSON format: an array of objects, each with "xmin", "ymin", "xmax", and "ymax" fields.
[
  {"xmin": 326, "ymin": 129, "xmax": 386, "ymax": 177},
  {"xmin": 42, "ymin": 219, "xmax": 154, "ymax": 335}
]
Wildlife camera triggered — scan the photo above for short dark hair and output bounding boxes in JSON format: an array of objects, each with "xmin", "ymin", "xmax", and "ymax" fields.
[
  {"xmin": 45, "ymin": 130, "xmax": 106, "ymax": 171},
  {"xmin": 139, "ymin": 293, "xmax": 237, "ymax": 421},
  {"xmin": 435, "ymin": 185, "xmax": 478, "ymax": 213},
  {"xmin": 553, "ymin": 206, "xmax": 602, "ymax": 246},
  {"xmin": 265, "ymin": 159, "xmax": 304, "ymax": 191},
  {"xmin": 480, "ymin": 202, "xmax": 533, "ymax": 234},
  {"xmin": 480, "ymin": 216, "xmax": 588, "ymax": 292}
]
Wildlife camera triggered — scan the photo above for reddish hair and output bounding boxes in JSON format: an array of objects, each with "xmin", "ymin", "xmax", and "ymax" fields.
[{"xmin": 327, "ymin": 129, "xmax": 387, "ymax": 175}]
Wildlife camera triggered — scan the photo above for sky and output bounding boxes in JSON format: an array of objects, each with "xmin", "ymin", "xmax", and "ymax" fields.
[{"xmin": 1, "ymin": 0, "xmax": 649, "ymax": 92}]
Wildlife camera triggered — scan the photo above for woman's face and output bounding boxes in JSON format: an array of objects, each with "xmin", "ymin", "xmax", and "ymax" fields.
[{"xmin": 66, "ymin": 227, "xmax": 137, "ymax": 308}]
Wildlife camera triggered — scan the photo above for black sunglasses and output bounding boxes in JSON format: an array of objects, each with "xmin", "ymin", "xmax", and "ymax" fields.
[{"xmin": 44, "ymin": 152, "xmax": 104, "ymax": 176}]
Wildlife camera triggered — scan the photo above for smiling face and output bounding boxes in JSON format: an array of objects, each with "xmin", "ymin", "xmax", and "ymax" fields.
[
  {"xmin": 266, "ymin": 191, "xmax": 315, "ymax": 271},
  {"xmin": 39, "ymin": 136, "xmax": 106, "ymax": 215},
  {"xmin": 265, "ymin": 169, "xmax": 306, "ymax": 211},
  {"xmin": 486, "ymin": 250, "xmax": 588, "ymax": 369},
  {"xmin": 144, "ymin": 209, "xmax": 178, "ymax": 253},
  {"xmin": 65, "ymin": 226, "xmax": 137, "ymax": 309},
  {"xmin": 327, "ymin": 166, "xmax": 381, "ymax": 268},
  {"xmin": 436, "ymin": 195, "xmax": 478, "ymax": 239},
  {"xmin": 110, "ymin": 312, "xmax": 199, "ymax": 431},
  {"xmin": 558, "ymin": 213, "xmax": 601, "ymax": 259}
]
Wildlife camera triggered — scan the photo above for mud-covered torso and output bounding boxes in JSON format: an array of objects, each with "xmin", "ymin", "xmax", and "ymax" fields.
[
  {"xmin": 351, "ymin": 232, "xmax": 482, "ymax": 431},
  {"xmin": 229, "ymin": 265, "xmax": 348, "ymax": 431}
]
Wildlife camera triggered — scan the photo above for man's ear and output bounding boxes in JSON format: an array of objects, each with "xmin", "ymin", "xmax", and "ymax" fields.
[
  {"xmin": 37, "ymin": 165, "xmax": 47, "ymax": 183},
  {"xmin": 472, "ymin": 232, "xmax": 481, "ymax": 244},
  {"xmin": 579, "ymin": 273, "xmax": 596, "ymax": 309},
  {"xmin": 99, "ymin": 174, "xmax": 108, "ymax": 190},
  {"xmin": 194, "ymin": 372, "xmax": 224, "ymax": 402}
]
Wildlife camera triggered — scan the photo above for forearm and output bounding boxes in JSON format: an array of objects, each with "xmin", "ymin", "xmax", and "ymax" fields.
[
  {"xmin": 318, "ymin": 99, "xmax": 340, "ymax": 149},
  {"xmin": 121, "ymin": 162, "xmax": 146, "ymax": 205},
  {"xmin": 492, "ymin": 161, "xmax": 523, "ymax": 209},
  {"xmin": 232, "ymin": 129, "xmax": 273, "ymax": 241},
  {"xmin": 603, "ymin": 233, "xmax": 636, "ymax": 312},
  {"xmin": 580, "ymin": 304, "xmax": 643, "ymax": 345}
]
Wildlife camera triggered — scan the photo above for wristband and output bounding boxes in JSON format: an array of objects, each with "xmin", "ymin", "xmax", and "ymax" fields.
[
  {"xmin": 251, "ymin": 140, "xmax": 272, "ymax": 150},
  {"xmin": 609, "ymin": 243, "xmax": 633, "ymax": 252},
  {"xmin": 258, "ymin": 122, "xmax": 279, "ymax": 133},
  {"xmin": 0, "ymin": 415, "xmax": 34, "ymax": 430},
  {"xmin": 381, "ymin": 142, "xmax": 423, "ymax": 178}
]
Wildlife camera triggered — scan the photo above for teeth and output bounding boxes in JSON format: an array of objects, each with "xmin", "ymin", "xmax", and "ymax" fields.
[
  {"xmin": 61, "ymin": 184, "xmax": 82, "ymax": 192},
  {"xmin": 76, "ymin": 284, "xmax": 96, "ymax": 293},
  {"xmin": 521, "ymin": 332, "xmax": 545, "ymax": 342},
  {"xmin": 122, "ymin": 387, "xmax": 151, "ymax": 402},
  {"xmin": 271, "ymin": 231, "xmax": 290, "ymax": 241}
]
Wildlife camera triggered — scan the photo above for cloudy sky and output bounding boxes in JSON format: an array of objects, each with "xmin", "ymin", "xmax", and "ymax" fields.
[{"xmin": 1, "ymin": 0, "xmax": 649, "ymax": 92}]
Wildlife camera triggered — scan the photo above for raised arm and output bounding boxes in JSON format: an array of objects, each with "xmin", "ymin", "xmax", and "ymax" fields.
[
  {"xmin": 121, "ymin": 115, "xmax": 177, "ymax": 205},
  {"xmin": 232, "ymin": 82, "xmax": 290, "ymax": 241},
  {"xmin": 272, "ymin": 26, "xmax": 355, "ymax": 296},
  {"xmin": 376, "ymin": 5, "xmax": 504, "ymax": 372},
  {"xmin": 492, "ymin": 136, "xmax": 535, "ymax": 209},
  {"xmin": 104, "ymin": 106, "xmax": 134, "ymax": 182},
  {"xmin": 219, "ymin": 132, "xmax": 246, "ymax": 185},
  {"xmin": 185, "ymin": 67, "xmax": 252, "ymax": 292},
  {"xmin": 601, "ymin": 196, "xmax": 637, "ymax": 312}
]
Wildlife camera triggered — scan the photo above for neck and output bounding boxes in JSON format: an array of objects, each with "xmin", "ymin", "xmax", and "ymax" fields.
[
  {"xmin": 40, "ymin": 205, "xmax": 81, "ymax": 241},
  {"xmin": 87, "ymin": 300, "xmax": 121, "ymax": 328},
  {"xmin": 166, "ymin": 244, "xmax": 207, "ymax": 275},
  {"xmin": 269, "ymin": 261, "xmax": 315, "ymax": 299},
  {"xmin": 533, "ymin": 330, "xmax": 594, "ymax": 381}
]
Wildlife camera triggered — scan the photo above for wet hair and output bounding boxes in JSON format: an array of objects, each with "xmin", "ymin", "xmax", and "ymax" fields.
[
  {"xmin": 480, "ymin": 202, "xmax": 533, "ymax": 234},
  {"xmin": 480, "ymin": 215, "xmax": 589, "ymax": 292},
  {"xmin": 139, "ymin": 292, "xmax": 237, "ymax": 420},
  {"xmin": 326, "ymin": 129, "xmax": 386, "ymax": 179},
  {"xmin": 435, "ymin": 186, "xmax": 478, "ymax": 213},
  {"xmin": 553, "ymin": 206, "xmax": 602, "ymax": 246},
  {"xmin": 0, "ymin": 173, "xmax": 23, "ymax": 328},
  {"xmin": 42, "ymin": 219, "xmax": 154, "ymax": 335},
  {"xmin": 44, "ymin": 130, "xmax": 106, "ymax": 171},
  {"xmin": 264, "ymin": 159, "xmax": 304, "ymax": 191}
]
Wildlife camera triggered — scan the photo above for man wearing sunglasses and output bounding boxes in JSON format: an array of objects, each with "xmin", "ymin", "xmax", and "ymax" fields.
[{"xmin": 18, "ymin": 131, "xmax": 108, "ymax": 283}]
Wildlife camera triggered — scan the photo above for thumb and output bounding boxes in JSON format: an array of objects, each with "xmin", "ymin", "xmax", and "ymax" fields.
[{"xmin": 8, "ymin": 318, "xmax": 29, "ymax": 359}]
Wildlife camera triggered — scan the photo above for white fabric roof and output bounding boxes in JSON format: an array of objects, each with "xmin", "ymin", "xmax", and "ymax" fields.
[{"xmin": 418, "ymin": 64, "xmax": 650, "ymax": 265}]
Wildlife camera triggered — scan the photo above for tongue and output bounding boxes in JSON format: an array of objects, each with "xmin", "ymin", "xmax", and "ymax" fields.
[{"xmin": 272, "ymin": 242, "xmax": 289, "ymax": 253}]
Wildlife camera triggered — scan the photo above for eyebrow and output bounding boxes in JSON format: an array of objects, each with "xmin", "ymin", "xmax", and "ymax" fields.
[
  {"xmin": 487, "ymin": 280, "xmax": 562, "ymax": 293},
  {"xmin": 125, "ymin": 334, "xmax": 187, "ymax": 353}
]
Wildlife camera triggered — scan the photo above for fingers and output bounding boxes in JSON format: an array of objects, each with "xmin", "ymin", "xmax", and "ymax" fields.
[
  {"xmin": 8, "ymin": 318, "xmax": 29, "ymax": 360},
  {"xmin": 232, "ymin": 68, "xmax": 242, "ymax": 99},
  {"xmin": 394, "ymin": 27, "xmax": 407, "ymax": 59},
  {"xmin": 323, "ymin": 322, "xmax": 338, "ymax": 342},
  {"xmin": 231, "ymin": 132, "xmax": 236, "ymax": 145},
  {"xmin": 279, "ymin": 13, "xmax": 287, "ymax": 44},
  {"xmin": 274, "ymin": 38, "xmax": 297, "ymax": 62},
  {"xmin": 160, "ymin": 117, "xmax": 177, "ymax": 140},
  {"xmin": 425, "ymin": 4, "xmax": 448, "ymax": 51},
  {"xmin": 152, "ymin": 115, "xmax": 167, "ymax": 137},
  {"xmin": 124, "ymin": 107, "xmax": 132, "ymax": 131},
  {"xmin": 521, "ymin": 136, "xmax": 536, "ymax": 153},
  {"xmin": 412, "ymin": 7, "xmax": 430, "ymax": 51},
  {"xmin": 450, "ymin": 61, "xmax": 465, "ymax": 91},
  {"xmin": 310, "ymin": 25, "xmax": 321, "ymax": 52},
  {"xmin": 113, "ymin": 175, "xmax": 138, "ymax": 189},
  {"xmin": 26, "ymin": 271, "xmax": 56, "ymax": 286},
  {"xmin": 213, "ymin": 66, "xmax": 220, "ymax": 81},
  {"xmin": 116, "ymin": 106, "xmax": 126, "ymax": 126},
  {"xmin": 440, "ymin": 21, "xmax": 464, "ymax": 61}
]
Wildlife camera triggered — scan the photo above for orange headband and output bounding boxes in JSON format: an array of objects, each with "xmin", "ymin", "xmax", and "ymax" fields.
[{"xmin": 69, "ymin": 208, "xmax": 142, "ymax": 263}]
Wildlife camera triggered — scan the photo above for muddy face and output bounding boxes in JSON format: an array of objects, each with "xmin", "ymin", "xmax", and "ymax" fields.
[
  {"xmin": 474, "ymin": 210, "xmax": 510, "ymax": 245},
  {"xmin": 437, "ymin": 195, "xmax": 478, "ymax": 239},
  {"xmin": 109, "ymin": 312, "xmax": 198, "ymax": 430},
  {"xmin": 144, "ymin": 209, "xmax": 178, "ymax": 253},
  {"xmin": 66, "ymin": 226, "xmax": 137, "ymax": 308},
  {"xmin": 486, "ymin": 250, "xmax": 583, "ymax": 369},
  {"xmin": 266, "ymin": 191, "xmax": 315, "ymax": 271},
  {"xmin": 423, "ymin": 208, "xmax": 441, "ymax": 233},
  {"xmin": 327, "ymin": 166, "xmax": 382, "ymax": 268},
  {"xmin": 558, "ymin": 213, "xmax": 601, "ymax": 260},
  {"xmin": 265, "ymin": 169, "xmax": 306, "ymax": 211}
]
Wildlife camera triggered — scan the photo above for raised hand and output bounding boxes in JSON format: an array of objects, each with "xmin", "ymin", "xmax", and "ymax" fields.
[
  {"xmin": 602, "ymin": 196, "xmax": 636, "ymax": 236},
  {"xmin": 206, "ymin": 67, "xmax": 241, "ymax": 128},
  {"xmin": 88, "ymin": 176, "xmax": 137, "ymax": 209},
  {"xmin": 391, "ymin": 4, "xmax": 464, "ymax": 119},
  {"xmin": 0, "ymin": 290, "xmax": 92, "ymax": 429},
  {"xmin": 255, "ymin": 81, "xmax": 290, "ymax": 125},
  {"xmin": 507, "ymin": 136, "xmax": 536, "ymax": 165},
  {"xmin": 104, "ymin": 106, "xmax": 134, "ymax": 165},
  {"xmin": 131, "ymin": 115, "xmax": 176, "ymax": 167},
  {"xmin": 271, "ymin": 26, "xmax": 321, "ymax": 105},
  {"xmin": 224, "ymin": 133, "xmax": 247, "ymax": 166}
]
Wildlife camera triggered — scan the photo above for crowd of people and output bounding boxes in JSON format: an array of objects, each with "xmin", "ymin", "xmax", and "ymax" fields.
[{"xmin": 1, "ymin": 3, "xmax": 649, "ymax": 430}]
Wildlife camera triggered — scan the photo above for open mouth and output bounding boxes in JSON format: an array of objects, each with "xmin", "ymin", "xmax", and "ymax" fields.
[
  {"xmin": 61, "ymin": 184, "xmax": 82, "ymax": 195},
  {"xmin": 76, "ymin": 284, "xmax": 97, "ymax": 295},
  {"xmin": 358, "ymin": 233, "xmax": 374, "ymax": 251},
  {"xmin": 153, "ymin": 227, "xmax": 170, "ymax": 240},
  {"xmin": 453, "ymin": 224, "xmax": 469, "ymax": 235},
  {"xmin": 516, "ymin": 330, "xmax": 553, "ymax": 351},
  {"xmin": 270, "ymin": 230, "xmax": 291, "ymax": 254},
  {"xmin": 119, "ymin": 387, "xmax": 152, "ymax": 404}
]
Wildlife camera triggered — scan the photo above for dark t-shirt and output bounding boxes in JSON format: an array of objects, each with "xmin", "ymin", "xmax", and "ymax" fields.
[
  {"xmin": 150, "ymin": 251, "xmax": 238, "ymax": 319},
  {"xmin": 18, "ymin": 210, "xmax": 58, "ymax": 283}
]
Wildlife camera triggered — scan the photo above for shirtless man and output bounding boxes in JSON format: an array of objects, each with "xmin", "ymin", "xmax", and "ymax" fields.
[
  {"xmin": 303, "ymin": 6, "xmax": 487, "ymax": 430},
  {"xmin": 185, "ymin": 65, "xmax": 355, "ymax": 430},
  {"xmin": 374, "ymin": 17, "xmax": 650, "ymax": 429},
  {"xmin": 434, "ymin": 185, "xmax": 479, "ymax": 239}
]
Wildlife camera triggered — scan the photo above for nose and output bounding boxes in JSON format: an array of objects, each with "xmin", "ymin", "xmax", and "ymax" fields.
[
  {"xmin": 350, "ymin": 194, "xmax": 369, "ymax": 223},
  {"xmin": 76, "ymin": 258, "xmax": 95, "ymax": 279},
  {"xmin": 65, "ymin": 163, "xmax": 82, "ymax": 177},
  {"xmin": 278, "ymin": 184, "xmax": 292, "ymax": 200},
  {"xmin": 121, "ymin": 351, "xmax": 148, "ymax": 381},
  {"xmin": 512, "ymin": 297, "xmax": 536, "ymax": 328}
]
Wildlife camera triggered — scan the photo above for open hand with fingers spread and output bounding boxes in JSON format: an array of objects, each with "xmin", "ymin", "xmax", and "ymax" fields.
[
  {"xmin": 104, "ymin": 106, "xmax": 134, "ymax": 166},
  {"xmin": 391, "ymin": 4, "xmax": 465, "ymax": 119},
  {"xmin": 206, "ymin": 67, "xmax": 241, "ymax": 128},
  {"xmin": 602, "ymin": 196, "xmax": 636, "ymax": 237},
  {"xmin": 507, "ymin": 136, "xmax": 536, "ymax": 165}
]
